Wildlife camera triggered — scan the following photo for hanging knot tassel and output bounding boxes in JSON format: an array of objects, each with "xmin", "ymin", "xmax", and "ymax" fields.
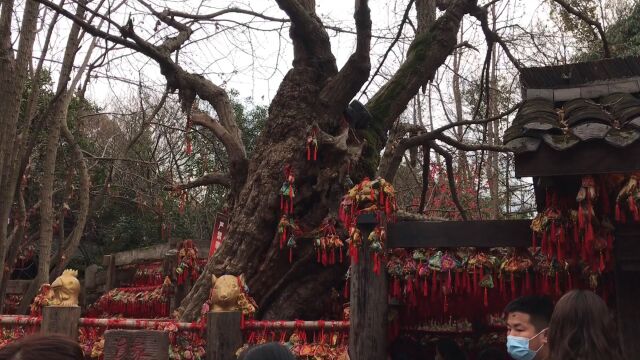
[
  {"xmin": 599, "ymin": 252, "xmax": 606, "ymax": 272},
  {"xmin": 578, "ymin": 204, "xmax": 585, "ymax": 229},
  {"xmin": 322, "ymin": 249, "xmax": 328, "ymax": 266},
  {"xmin": 483, "ymin": 288, "xmax": 489, "ymax": 308},
  {"xmin": 431, "ymin": 271, "xmax": 438, "ymax": 297},
  {"xmin": 447, "ymin": 270, "xmax": 452, "ymax": 293},
  {"xmin": 555, "ymin": 272, "xmax": 560, "ymax": 295},
  {"xmin": 473, "ymin": 267, "xmax": 479, "ymax": 295},
  {"xmin": 510, "ymin": 272, "xmax": 516, "ymax": 298},
  {"xmin": 343, "ymin": 279, "xmax": 349, "ymax": 298},
  {"xmin": 307, "ymin": 145, "xmax": 311, "ymax": 161},
  {"xmin": 525, "ymin": 271, "xmax": 532, "ymax": 293},
  {"xmin": 629, "ymin": 196, "xmax": 640, "ymax": 221},
  {"xmin": 289, "ymin": 187, "xmax": 294, "ymax": 214},
  {"xmin": 542, "ymin": 231, "xmax": 548, "ymax": 257},
  {"xmin": 393, "ymin": 278, "xmax": 401, "ymax": 298},
  {"xmin": 423, "ymin": 277, "xmax": 428, "ymax": 297},
  {"xmin": 454, "ymin": 271, "xmax": 461, "ymax": 294},
  {"xmin": 615, "ymin": 202, "xmax": 623, "ymax": 222},
  {"xmin": 373, "ymin": 253, "xmax": 380, "ymax": 275},
  {"xmin": 380, "ymin": 188, "xmax": 385, "ymax": 205}
]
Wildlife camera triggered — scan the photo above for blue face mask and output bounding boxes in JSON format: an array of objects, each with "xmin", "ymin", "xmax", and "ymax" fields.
[{"xmin": 506, "ymin": 328, "xmax": 547, "ymax": 360}]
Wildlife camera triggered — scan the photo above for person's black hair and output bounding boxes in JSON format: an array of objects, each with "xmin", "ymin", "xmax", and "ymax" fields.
[
  {"xmin": 238, "ymin": 342, "xmax": 295, "ymax": 360},
  {"xmin": 389, "ymin": 335, "xmax": 420, "ymax": 360},
  {"xmin": 435, "ymin": 338, "xmax": 467, "ymax": 360},
  {"xmin": 504, "ymin": 295, "xmax": 554, "ymax": 331},
  {"xmin": 477, "ymin": 346, "xmax": 506, "ymax": 360},
  {"xmin": 0, "ymin": 334, "xmax": 83, "ymax": 360}
]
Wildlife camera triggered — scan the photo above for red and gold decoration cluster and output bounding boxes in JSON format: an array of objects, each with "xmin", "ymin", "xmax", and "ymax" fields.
[
  {"xmin": 339, "ymin": 177, "xmax": 397, "ymax": 268},
  {"xmin": 85, "ymin": 277, "xmax": 172, "ymax": 318},
  {"xmin": 176, "ymin": 240, "xmax": 201, "ymax": 285},
  {"xmin": 240, "ymin": 321, "xmax": 349, "ymax": 360}
]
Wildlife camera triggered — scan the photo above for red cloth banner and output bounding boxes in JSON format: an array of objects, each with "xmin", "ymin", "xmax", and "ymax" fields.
[{"xmin": 209, "ymin": 213, "xmax": 228, "ymax": 257}]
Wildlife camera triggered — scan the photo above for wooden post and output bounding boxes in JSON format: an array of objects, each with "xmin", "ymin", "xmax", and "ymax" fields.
[
  {"xmin": 349, "ymin": 214, "xmax": 387, "ymax": 360},
  {"xmin": 614, "ymin": 224, "xmax": 640, "ymax": 359},
  {"xmin": 207, "ymin": 311, "xmax": 243, "ymax": 360},
  {"xmin": 162, "ymin": 251, "xmax": 178, "ymax": 311},
  {"xmin": 103, "ymin": 255, "xmax": 116, "ymax": 291},
  {"xmin": 41, "ymin": 306, "xmax": 81, "ymax": 338}
]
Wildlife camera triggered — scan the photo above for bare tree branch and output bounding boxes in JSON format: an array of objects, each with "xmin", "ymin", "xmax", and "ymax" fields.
[
  {"xmin": 469, "ymin": 4, "xmax": 523, "ymax": 72},
  {"xmin": 359, "ymin": 0, "xmax": 414, "ymax": 98},
  {"xmin": 551, "ymin": 0, "xmax": 610, "ymax": 58},
  {"xmin": 431, "ymin": 142, "xmax": 468, "ymax": 220},
  {"xmin": 164, "ymin": 172, "xmax": 231, "ymax": 191},
  {"xmin": 319, "ymin": 0, "xmax": 371, "ymax": 114}
]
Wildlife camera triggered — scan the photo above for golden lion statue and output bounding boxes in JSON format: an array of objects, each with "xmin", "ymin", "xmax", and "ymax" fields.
[
  {"xmin": 50, "ymin": 269, "xmax": 81, "ymax": 306},
  {"xmin": 210, "ymin": 274, "xmax": 256, "ymax": 316}
]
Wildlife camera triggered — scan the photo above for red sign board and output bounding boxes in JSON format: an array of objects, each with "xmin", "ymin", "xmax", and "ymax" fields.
[{"xmin": 209, "ymin": 213, "xmax": 228, "ymax": 257}]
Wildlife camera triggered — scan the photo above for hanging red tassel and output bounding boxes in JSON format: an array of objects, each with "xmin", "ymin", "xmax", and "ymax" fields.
[
  {"xmin": 455, "ymin": 271, "xmax": 461, "ymax": 294},
  {"xmin": 555, "ymin": 272, "xmax": 560, "ymax": 295},
  {"xmin": 447, "ymin": 270, "xmax": 452, "ymax": 293},
  {"xmin": 473, "ymin": 267, "xmax": 479, "ymax": 295},
  {"xmin": 484, "ymin": 288, "xmax": 489, "ymax": 308},
  {"xmin": 525, "ymin": 271, "xmax": 531, "ymax": 294},
  {"xmin": 431, "ymin": 271, "xmax": 438, "ymax": 296},
  {"xmin": 322, "ymin": 249, "xmax": 328, "ymax": 266},
  {"xmin": 567, "ymin": 272, "xmax": 573, "ymax": 290},
  {"xmin": 393, "ymin": 278, "xmax": 401, "ymax": 298},
  {"xmin": 615, "ymin": 202, "xmax": 623, "ymax": 222},
  {"xmin": 344, "ymin": 280, "xmax": 349, "ymax": 298},
  {"xmin": 510, "ymin": 272, "xmax": 516, "ymax": 298},
  {"xmin": 373, "ymin": 253, "xmax": 380, "ymax": 275},
  {"xmin": 578, "ymin": 204, "xmax": 585, "ymax": 228},
  {"xmin": 307, "ymin": 145, "xmax": 311, "ymax": 161},
  {"xmin": 599, "ymin": 252, "xmax": 605, "ymax": 272},
  {"xmin": 423, "ymin": 277, "xmax": 428, "ymax": 297},
  {"xmin": 289, "ymin": 187, "xmax": 294, "ymax": 214},
  {"xmin": 542, "ymin": 231, "xmax": 548, "ymax": 257},
  {"xmin": 339, "ymin": 248, "xmax": 343, "ymax": 263}
]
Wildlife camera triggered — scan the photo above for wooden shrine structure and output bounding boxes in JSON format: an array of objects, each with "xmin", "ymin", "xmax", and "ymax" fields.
[{"xmin": 350, "ymin": 56, "xmax": 640, "ymax": 360}]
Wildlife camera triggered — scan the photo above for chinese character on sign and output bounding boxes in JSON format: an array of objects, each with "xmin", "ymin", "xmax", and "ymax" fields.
[{"xmin": 209, "ymin": 213, "xmax": 228, "ymax": 257}]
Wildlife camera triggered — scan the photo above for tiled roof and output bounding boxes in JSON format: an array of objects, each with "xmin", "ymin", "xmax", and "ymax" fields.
[
  {"xmin": 504, "ymin": 93, "xmax": 640, "ymax": 153},
  {"xmin": 520, "ymin": 56, "xmax": 640, "ymax": 88}
]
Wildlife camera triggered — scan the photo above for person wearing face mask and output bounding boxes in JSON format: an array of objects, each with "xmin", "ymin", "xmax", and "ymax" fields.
[{"xmin": 504, "ymin": 296, "xmax": 553, "ymax": 360}]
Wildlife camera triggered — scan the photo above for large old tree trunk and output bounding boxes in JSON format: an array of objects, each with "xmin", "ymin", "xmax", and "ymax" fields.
[
  {"xmin": 36, "ymin": 0, "xmax": 477, "ymax": 321},
  {"xmin": 177, "ymin": 0, "xmax": 475, "ymax": 321}
]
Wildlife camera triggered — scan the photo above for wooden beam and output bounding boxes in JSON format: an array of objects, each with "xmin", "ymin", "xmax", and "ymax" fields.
[
  {"xmin": 387, "ymin": 219, "xmax": 532, "ymax": 248},
  {"xmin": 515, "ymin": 141, "xmax": 640, "ymax": 178}
]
